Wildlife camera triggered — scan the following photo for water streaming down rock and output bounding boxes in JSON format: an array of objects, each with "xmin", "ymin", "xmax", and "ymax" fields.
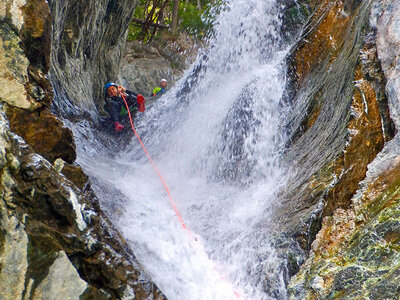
[
  {"xmin": 3, "ymin": 0, "xmax": 400, "ymax": 297},
  {"xmin": 73, "ymin": 0, "xmax": 292, "ymax": 299}
]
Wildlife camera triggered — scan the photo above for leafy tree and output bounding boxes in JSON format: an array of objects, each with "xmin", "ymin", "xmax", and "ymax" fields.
[{"xmin": 128, "ymin": 0, "xmax": 221, "ymax": 42}]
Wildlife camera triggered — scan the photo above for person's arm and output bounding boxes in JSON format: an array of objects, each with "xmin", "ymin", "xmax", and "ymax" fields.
[
  {"xmin": 152, "ymin": 87, "xmax": 161, "ymax": 96},
  {"xmin": 120, "ymin": 88, "xmax": 145, "ymax": 112}
]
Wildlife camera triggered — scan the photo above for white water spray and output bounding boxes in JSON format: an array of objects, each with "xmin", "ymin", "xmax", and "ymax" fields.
[{"xmin": 75, "ymin": 0, "xmax": 289, "ymax": 299}]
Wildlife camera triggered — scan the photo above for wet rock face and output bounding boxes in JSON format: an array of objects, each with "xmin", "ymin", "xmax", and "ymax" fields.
[
  {"xmin": 279, "ymin": 0, "xmax": 393, "ymax": 247},
  {"xmin": 376, "ymin": 0, "xmax": 400, "ymax": 129},
  {"xmin": 49, "ymin": 0, "xmax": 137, "ymax": 119},
  {"xmin": 283, "ymin": 0, "xmax": 400, "ymax": 297},
  {"xmin": 280, "ymin": 0, "xmax": 311, "ymax": 44}
]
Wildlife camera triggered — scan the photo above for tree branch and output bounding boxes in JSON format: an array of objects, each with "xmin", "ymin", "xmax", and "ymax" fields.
[{"xmin": 131, "ymin": 18, "xmax": 170, "ymax": 29}]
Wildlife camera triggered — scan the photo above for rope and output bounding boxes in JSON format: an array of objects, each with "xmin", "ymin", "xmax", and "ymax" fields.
[
  {"xmin": 118, "ymin": 87, "xmax": 243, "ymax": 299},
  {"xmin": 118, "ymin": 87, "xmax": 188, "ymax": 230}
]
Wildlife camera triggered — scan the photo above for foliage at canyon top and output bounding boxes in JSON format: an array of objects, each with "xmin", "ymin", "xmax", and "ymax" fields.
[{"xmin": 128, "ymin": 0, "xmax": 224, "ymax": 41}]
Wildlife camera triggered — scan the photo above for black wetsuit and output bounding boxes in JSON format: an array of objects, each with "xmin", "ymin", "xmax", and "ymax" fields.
[{"xmin": 105, "ymin": 90, "xmax": 139, "ymax": 122}]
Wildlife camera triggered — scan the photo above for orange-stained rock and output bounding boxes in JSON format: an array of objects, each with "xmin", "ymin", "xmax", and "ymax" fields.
[
  {"xmin": 293, "ymin": 1, "xmax": 350, "ymax": 85},
  {"xmin": 278, "ymin": 3, "xmax": 396, "ymax": 290},
  {"xmin": 285, "ymin": 1, "xmax": 399, "ymax": 298},
  {"xmin": 322, "ymin": 62, "xmax": 385, "ymax": 216},
  {"xmin": 21, "ymin": 0, "xmax": 51, "ymax": 39},
  {"xmin": 284, "ymin": 0, "xmax": 393, "ymax": 223},
  {"xmin": 5, "ymin": 106, "xmax": 76, "ymax": 164}
]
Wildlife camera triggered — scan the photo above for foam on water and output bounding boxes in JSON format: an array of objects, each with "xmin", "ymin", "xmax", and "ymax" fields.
[{"xmin": 74, "ymin": 0, "xmax": 290, "ymax": 298}]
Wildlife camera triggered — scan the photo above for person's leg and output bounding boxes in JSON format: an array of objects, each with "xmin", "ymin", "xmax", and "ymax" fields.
[
  {"xmin": 107, "ymin": 100, "xmax": 122, "ymax": 122},
  {"xmin": 107, "ymin": 101, "xmax": 125, "ymax": 132}
]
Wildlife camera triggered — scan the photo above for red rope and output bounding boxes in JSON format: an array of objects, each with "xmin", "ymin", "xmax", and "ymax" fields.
[
  {"xmin": 118, "ymin": 87, "xmax": 243, "ymax": 299},
  {"xmin": 118, "ymin": 87, "xmax": 188, "ymax": 230}
]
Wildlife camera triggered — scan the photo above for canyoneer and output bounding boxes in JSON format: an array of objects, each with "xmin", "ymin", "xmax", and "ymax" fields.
[
  {"xmin": 151, "ymin": 79, "xmax": 168, "ymax": 97},
  {"xmin": 104, "ymin": 82, "xmax": 145, "ymax": 132}
]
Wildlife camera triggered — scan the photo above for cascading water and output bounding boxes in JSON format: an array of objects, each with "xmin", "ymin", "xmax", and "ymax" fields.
[{"xmin": 71, "ymin": 0, "xmax": 291, "ymax": 299}]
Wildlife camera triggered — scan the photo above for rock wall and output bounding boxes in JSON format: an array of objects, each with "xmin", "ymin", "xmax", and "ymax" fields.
[
  {"xmin": 0, "ymin": 0, "xmax": 165, "ymax": 298},
  {"xmin": 1, "ymin": 0, "xmax": 75, "ymax": 163},
  {"xmin": 280, "ymin": 0, "xmax": 400, "ymax": 297},
  {"xmin": 119, "ymin": 32, "xmax": 198, "ymax": 97},
  {"xmin": 49, "ymin": 0, "xmax": 137, "ymax": 120}
]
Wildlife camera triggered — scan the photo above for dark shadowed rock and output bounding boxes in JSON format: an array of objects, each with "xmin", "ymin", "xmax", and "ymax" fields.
[{"xmin": 49, "ymin": 0, "xmax": 138, "ymax": 120}]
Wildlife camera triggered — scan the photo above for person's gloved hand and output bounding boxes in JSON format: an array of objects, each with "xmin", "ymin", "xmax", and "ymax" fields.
[
  {"xmin": 114, "ymin": 121, "xmax": 125, "ymax": 132},
  {"xmin": 118, "ymin": 86, "xmax": 127, "ymax": 94},
  {"xmin": 137, "ymin": 94, "xmax": 145, "ymax": 112}
]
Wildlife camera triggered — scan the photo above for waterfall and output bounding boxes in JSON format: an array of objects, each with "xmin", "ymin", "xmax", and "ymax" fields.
[{"xmin": 71, "ymin": 0, "xmax": 290, "ymax": 299}]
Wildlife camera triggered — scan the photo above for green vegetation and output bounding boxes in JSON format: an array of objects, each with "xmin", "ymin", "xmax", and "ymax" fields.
[{"xmin": 128, "ymin": 0, "xmax": 225, "ymax": 42}]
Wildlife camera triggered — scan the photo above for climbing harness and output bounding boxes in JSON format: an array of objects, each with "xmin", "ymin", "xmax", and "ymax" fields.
[{"xmin": 118, "ymin": 87, "xmax": 243, "ymax": 299}]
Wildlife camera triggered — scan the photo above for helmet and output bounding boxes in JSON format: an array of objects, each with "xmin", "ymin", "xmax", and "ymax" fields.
[
  {"xmin": 104, "ymin": 82, "xmax": 117, "ymax": 93},
  {"xmin": 160, "ymin": 79, "xmax": 167, "ymax": 83}
]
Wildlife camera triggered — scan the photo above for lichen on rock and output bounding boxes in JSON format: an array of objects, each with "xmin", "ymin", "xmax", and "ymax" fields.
[
  {"xmin": 0, "ymin": 210, "xmax": 29, "ymax": 299},
  {"xmin": 0, "ymin": 22, "xmax": 32, "ymax": 109},
  {"xmin": 288, "ymin": 161, "xmax": 400, "ymax": 299}
]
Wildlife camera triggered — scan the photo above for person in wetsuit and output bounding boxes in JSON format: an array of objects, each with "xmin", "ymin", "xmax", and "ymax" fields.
[
  {"xmin": 151, "ymin": 79, "xmax": 167, "ymax": 97},
  {"xmin": 104, "ymin": 82, "xmax": 145, "ymax": 132}
]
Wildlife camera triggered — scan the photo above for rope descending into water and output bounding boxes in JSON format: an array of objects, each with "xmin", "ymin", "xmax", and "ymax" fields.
[
  {"xmin": 118, "ymin": 87, "xmax": 243, "ymax": 299},
  {"xmin": 118, "ymin": 87, "xmax": 188, "ymax": 230}
]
